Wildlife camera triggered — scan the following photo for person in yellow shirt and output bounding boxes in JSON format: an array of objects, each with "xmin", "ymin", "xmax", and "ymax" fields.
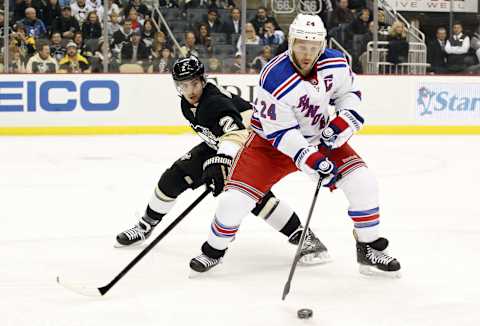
[{"xmin": 58, "ymin": 41, "xmax": 90, "ymax": 73}]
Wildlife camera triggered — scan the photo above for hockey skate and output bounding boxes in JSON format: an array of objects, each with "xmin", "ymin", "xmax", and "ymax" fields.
[
  {"xmin": 189, "ymin": 253, "xmax": 222, "ymax": 276},
  {"xmin": 356, "ymin": 237, "xmax": 401, "ymax": 278},
  {"xmin": 115, "ymin": 215, "xmax": 159, "ymax": 248},
  {"xmin": 289, "ymin": 228, "xmax": 332, "ymax": 265}
]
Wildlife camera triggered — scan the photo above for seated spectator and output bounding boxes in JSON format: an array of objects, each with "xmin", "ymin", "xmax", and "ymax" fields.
[
  {"xmin": 44, "ymin": 0, "xmax": 62, "ymax": 33},
  {"xmin": 261, "ymin": 21, "xmax": 284, "ymax": 46},
  {"xmin": 112, "ymin": 19, "xmax": 133, "ymax": 56},
  {"xmin": 250, "ymin": 6, "xmax": 280, "ymax": 35},
  {"xmin": 125, "ymin": 0, "xmax": 151, "ymax": 20},
  {"xmin": 88, "ymin": 0, "xmax": 105, "ymax": 21},
  {"xmin": 127, "ymin": 8, "xmax": 143, "ymax": 32},
  {"xmin": 201, "ymin": 9, "xmax": 223, "ymax": 33},
  {"xmin": 141, "ymin": 19, "xmax": 157, "ymax": 48},
  {"xmin": 10, "ymin": 24, "xmax": 36, "ymax": 60},
  {"xmin": 81, "ymin": 11, "xmax": 102, "ymax": 40},
  {"xmin": 108, "ymin": 11, "xmax": 122, "ymax": 38},
  {"xmin": 91, "ymin": 37, "xmax": 114, "ymax": 72},
  {"xmin": 329, "ymin": 0, "xmax": 354, "ymax": 29},
  {"xmin": 25, "ymin": 41, "xmax": 58, "ymax": 73},
  {"xmin": 180, "ymin": 31, "xmax": 200, "ymax": 57},
  {"xmin": 445, "ymin": 22, "xmax": 471, "ymax": 72},
  {"xmin": 222, "ymin": 8, "xmax": 241, "ymax": 38},
  {"xmin": 121, "ymin": 30, "xmax": 149, "ymax": 65},
  {"xmin": 236, "ymin": 22, "xmax": 260, "ymax": 53},
  {"xmin": 107, "ymin": 0, "xmax": 121, "ymax": 17},
  {"xmin": 349, "ymin": 8, "xmax": 370, "ymax": 35},
  {"xmin": 377, "ymin": 9, "xmax": 390, "ymax": 38},
  {"xmin": 6, "ymin": 45, "xmax": 25, "ymax": 73},
  {"xmin": 386, "ymin": 21, "xmax": 409, "ymax": 68},
  {"xmin": 228, "ymin": 51, "xmax": 242, "ymax": 73},
  {"xmin": 251, "ymin": 45, "xmax": 272, "ymax": 72},
  {"xmin": 427, "ymin": 26, "xmax": 448, "ymax": 74},
  {"xmin": 71, "ymin": 0, "xmax": 94, "ymax": 25},
  {"xmin": 196, "ymin": 23, "xmax": 212, "ymax": 52},
  {"xmin": 207, "ymin": 56, "xmax": 222, "ymax": 73},
  {"xmin": 152, "ymin": 46, "xmax": 175, "ymax": 72},
  {"xmin": 58, "ymin": 41, "xmax": 90, "ymax": 73},
  {"xmin": 52, "ymin": 6, "xmax": 80, "ymax": 40},
  {"xmin": 471, "ymin": 26, "xmax": 480, "ymax": 64},
  {"xmin": 18, "ymin": 7, "xmax": 47, "ymax": 39},
  {"xmin": 151, "ymin": 31, "xmax": 169, "ymax": 53},
  {"xmin": 49, "ymin": 31, "xmax": 66, "ymax": 62},
  {"xmin": 73, "ymin": 31, "xmax": 92, "ymax": 58}
]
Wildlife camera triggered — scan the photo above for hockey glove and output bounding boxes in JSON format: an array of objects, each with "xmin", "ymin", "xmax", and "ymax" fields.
[
  {"xmin": 202, "ymin": 154, "xmax": 233, "ymax": 196},
  {"xmin": 320, "ymin": 109, "xmax": 364, "ymax": 149},
  {"xmin": 295, "ymin": 146, "xmax": 338, "ymax": 187}
]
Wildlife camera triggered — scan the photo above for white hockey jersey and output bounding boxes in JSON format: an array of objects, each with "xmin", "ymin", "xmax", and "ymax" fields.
[{"xmin": 250, "ymin": 48, "xmax": 361, "ymax": 160}]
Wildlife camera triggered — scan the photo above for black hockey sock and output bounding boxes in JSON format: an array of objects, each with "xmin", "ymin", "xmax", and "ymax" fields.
[
  {"xmin": 201, "ymin": 241, "xmax": 226, "ymax": 259},
  {"xmin": 279, "ymin": 213, "xmax": 302, "ymax": 237},
  {"xmin": 145, "ymin": 205, "xmax": 165, "ymax": 223}
]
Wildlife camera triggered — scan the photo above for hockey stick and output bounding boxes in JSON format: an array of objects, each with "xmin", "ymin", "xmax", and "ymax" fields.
[
  {"xmin": 282, "ymin": 179, "xmax": 322, "ymax": 301},
  {"xmin": 57, "ymin": 187, "xmax": 212, "ymax": 297}
]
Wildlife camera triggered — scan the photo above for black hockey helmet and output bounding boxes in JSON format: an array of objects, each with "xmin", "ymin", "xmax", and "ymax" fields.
[{"xmin": 172, "ymin": 55, "xmax": 205, "ymax": 82}]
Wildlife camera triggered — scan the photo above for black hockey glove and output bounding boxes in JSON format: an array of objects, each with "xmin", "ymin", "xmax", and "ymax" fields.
[{"xmin": 202, "ymin": 154, "xmax": 233, "ymax": 196}]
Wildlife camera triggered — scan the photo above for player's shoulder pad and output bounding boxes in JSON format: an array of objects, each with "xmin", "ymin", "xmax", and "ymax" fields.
[
  {"xmin": 317, "ymin": 48, "xmax": 349, "ymax": 71},
  {"xmin": 259, "ymin": 52, "xmax": 302, "ymax": 100}
]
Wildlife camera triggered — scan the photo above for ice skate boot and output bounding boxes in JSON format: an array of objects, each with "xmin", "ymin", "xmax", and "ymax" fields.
[
  {"xmin": 189, "ymin": 254, "xmax": 222, "ymax": 273},
  {"xmin": 356, "ymin": 237, "xmax": 401, "ymax": 277},
  {"xmin": 289, "ymin": 228, "xmax": 331, "ymax": 265},
  {"xmin": 115, "ymin": 215, "xmax": 159, "ymax": 247}
]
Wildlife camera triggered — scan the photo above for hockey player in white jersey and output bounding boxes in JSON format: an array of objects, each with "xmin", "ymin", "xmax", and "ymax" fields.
[{"xmin": 189, "ymin": 13, "xmax": 401, "ymax": 276}]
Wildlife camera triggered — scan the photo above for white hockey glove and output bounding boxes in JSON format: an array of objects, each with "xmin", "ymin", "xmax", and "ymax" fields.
[
  {"xmin": 295, "ymin": 146, "xmax": 338, "ymax": 186},
  {"xmin": 320, "ymin": 109, "xmax": 364, "ymax": 149}
]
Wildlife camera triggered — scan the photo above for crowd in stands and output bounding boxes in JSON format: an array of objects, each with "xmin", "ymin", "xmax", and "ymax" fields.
[{"xmin": 0, "ymin": 0, "xmax": 478, "ymax": 74}]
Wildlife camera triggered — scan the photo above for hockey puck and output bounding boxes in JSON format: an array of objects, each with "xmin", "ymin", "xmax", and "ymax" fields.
[{"xmin": 297, "ymin": 308, "xmax": 313, "ymax": 319}]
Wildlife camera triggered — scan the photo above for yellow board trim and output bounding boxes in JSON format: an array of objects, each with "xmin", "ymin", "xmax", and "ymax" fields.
[{"xmin": 1, "ymin": 125, "xmax": 480, "ymax": 136}]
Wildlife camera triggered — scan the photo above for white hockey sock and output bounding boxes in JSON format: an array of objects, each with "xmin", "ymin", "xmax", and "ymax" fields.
[{"xmin": 147, "ymin": 186, "xmax": 176, "ymax": 218}]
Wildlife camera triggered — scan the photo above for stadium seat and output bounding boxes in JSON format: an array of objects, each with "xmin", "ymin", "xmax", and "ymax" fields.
[
  {"xmin": 210, "ymin": 33, "xmax": 227, "ymax": 45},
  {"xmin": 119, "ymin": 64, "xmax": 145, "ymax": 73}
]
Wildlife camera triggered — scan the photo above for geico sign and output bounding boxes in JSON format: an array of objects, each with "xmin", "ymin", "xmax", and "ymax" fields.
[{"xmin": 0, "ymin": 80, "xmax": 119, "ymax": 112}]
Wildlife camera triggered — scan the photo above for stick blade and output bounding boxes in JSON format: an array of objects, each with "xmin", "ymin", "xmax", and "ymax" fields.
[
  {"xmin": 282, "ymin": 281, "xmax": 291, "ymax": 301},
  {"xmin": 56, "ymin": 276, "xmax": 104, "ymax": 297}
]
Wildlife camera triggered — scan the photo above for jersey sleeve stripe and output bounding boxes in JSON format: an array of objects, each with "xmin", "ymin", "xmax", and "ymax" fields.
[
  {"xmin": 259, "ymin": 53, "xmax": 288, "ymax": 86},
  {"xmin": 317, "ymin": 58, "xmax": 347, "ymax": 66},
  {"xmin": 277, "ymin": 77, "xmax": 302, "ymax": 100},
  {"xmin": 318, "ymin": 64, "xmax": 348, "ymax": 71},
  {"xmin": 272, "ymin": 74, "xmax": 300, "ymax": 97}
]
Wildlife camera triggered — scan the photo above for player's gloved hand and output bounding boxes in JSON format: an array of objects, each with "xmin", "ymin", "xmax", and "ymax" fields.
[
  {"xmin": 320, "ymin": 109, "xmax": 364, "ymax": 149},
  {"xmin": 202, "ymin": 154, "xmax": 233, "ymax": 196},
  {"xmin": 295, "ymin": 146, "xmax": 338, "ymax": 186}
]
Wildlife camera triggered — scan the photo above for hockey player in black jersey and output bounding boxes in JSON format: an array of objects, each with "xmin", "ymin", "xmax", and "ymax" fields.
[{"xmin": 116, "ymin": 55, "xmax": 330, "ymax": 271}]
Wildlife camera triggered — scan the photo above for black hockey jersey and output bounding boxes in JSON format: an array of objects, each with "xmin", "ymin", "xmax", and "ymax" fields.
[{"xmin": 180, "ymin": 82, "xmax": 251, "ymax": 149}]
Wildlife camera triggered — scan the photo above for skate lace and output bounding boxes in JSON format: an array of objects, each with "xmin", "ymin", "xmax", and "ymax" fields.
[
  {"xmin": 195, "ymin": 254, "xmax": 219, "ymax": 268},
  {"xmin": 302, "ymin": 230, "xmax": 318, "ymax": 250},
  {"xmin": 366, "ymin": 246, "xmax": 394, "ymax": 265},
  {"xmin": 123, "ymin": 222, "xmax": 150, "ymax": 241}
]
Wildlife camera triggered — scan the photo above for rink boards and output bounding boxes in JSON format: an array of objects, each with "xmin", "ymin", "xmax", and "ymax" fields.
[{"xmin": 1, "ymin": 74, "xmax": 480, "ymax": 135}]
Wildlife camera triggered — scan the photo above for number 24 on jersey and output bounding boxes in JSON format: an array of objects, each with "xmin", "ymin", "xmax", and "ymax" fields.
[{"xmin": 253, "ymin": 98, "xmax": 277, "ymax": 120}]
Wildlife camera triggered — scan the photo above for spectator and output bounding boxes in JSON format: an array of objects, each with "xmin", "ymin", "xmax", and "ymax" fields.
[
  {"xmin": 11, "ymin": 24, "xmax": 36, "ymax": 60},
  {"xmin": 158, "ymin": 0, "xmax": 179, "ymax": 8},
  {"xmin": 125, "ymin": 0, "xmax": 151, "ymax": 20},
  {"xmin": 222, "ymin": 7, "xmax": 241, "ymax": 37},
  {"xmin": 207, "ymin": 56, "xmax": 222, "ymax": 72},
  {"xmin": 52, "ymin": 6, "xmax": 80, "ymax": 39},
  {"xmin": 152, "ymin": 47, "xmax": 175, "ymax": 72},
  {"xmin": 58, "ymin": 41, "xmax": 90, "ymax": 72},
  {"xmin": 8, "ymin": 45, "xmax": 26, "ymax": 73},
  {"xmin": 112, "ymin": 19, "xmax": 133, "ymax": 56},
  {"xmin": 107, "ymin": 11, "xmax": 122, "ymax": 38},
  {"xmin": 251, "ymin": 45, "xmax": 272, "ymax": 72},
  {"xmin": 121, "ymin": 30, "xmax": 149, "ymax": 65},
  {"xmin": 445, "ymin": 22, "xmax": 471, "ymax": 72},
  {"xmin": 107, "ymin": 0, "xmax": 121, "ymax": 17},
  {"xmin": 18, "ymin": 7, "xmax": 47, "ymax": 39},
  {"xmin": 250, "ymin": 6, "xmax": 280, "ymax": 35},
  {"xmin": 25, "ymin": 41, "xmax": 58, "ymax": 73},
  {"xmin": 88, "ymin": 0, "xmax": 105, "ymax": 22},
  {"xmin": 141, "ymin": 19, "xmax": 157, "ymax": 48},
  {"xmin": 81, "ymin": 11, "xmax": 102, "ymax": 40},
  {"xmin": 349, "ymin": 8, "xmax": 370, "ymax": 35},
  {"xmin": 151, "ymin": 31, "xmax": 169, "ymax": 53},
  {"xmin": 73, "ymin": 31, "xmax": 92, "ymax": 58},
  {"xmin": 49, "ymin": 31, "xmax": 66, "ymax": 61},
  {"xmin": 261, "ymin": 21, "xmax": 284, "ymax": 46},
  {"xmin": 236, "ymin": 22, "xmax": 260, "ymax": 52},
  {"xmin": 71, "ymin": 0, "xmax": 94, "ymax": 25},
  {"xmin": 202, "ymin": 9, "xmax": 223, "ymax": 33},
  {"xmin": 377, "ymin": 9, "xmax": 390, "ymax": 37},
  {"xmin": 0, "ymin": 11, "xmax": 13, "ymax": 40},
  {"xmin": 427, "ymin": 26, "xmax": 448, "ymax": 74},
  {"xmin": 195, "ymin": 23, "xmax": 212, "ymax": 52},
  {"xmin": 471, "ymin": 26, "xmax": 480, "ymax": 64},
  {"xmin": 127, "ymin": 8, "xmax": 143, "ymax": 31},
  {"xmin": 386, "ymin": 21, "xmax": 409, "ymax": 70},
  {"xmin": 329, "ymin": 0, "xmax": 354, "ymax": 29},
  {"xmin": 43, "ymin": 0, "xmax": 62, "ymax": 32},
  {"xmin": 91, "ymin": 37, "xmax": 114, "ymax": 72},
  {"xmin": 180, "ymin": 31, "xmax": 200, "ymax": 57}
]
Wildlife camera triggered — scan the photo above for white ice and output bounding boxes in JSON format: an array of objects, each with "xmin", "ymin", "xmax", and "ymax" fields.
[{"xmin": 1, "ymin": 134, "xmax": 479, "ymax": 326}]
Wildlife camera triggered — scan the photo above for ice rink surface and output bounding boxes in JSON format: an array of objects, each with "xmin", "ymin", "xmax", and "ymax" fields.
[{"xmin": 1, "ymin": 134, "xmax": 479, "ymax": 326}]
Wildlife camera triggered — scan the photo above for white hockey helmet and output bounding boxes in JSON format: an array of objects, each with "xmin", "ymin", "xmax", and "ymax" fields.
[{"xmin": 288, "ymin": 14, "xmax": 327, "ymax": 70}]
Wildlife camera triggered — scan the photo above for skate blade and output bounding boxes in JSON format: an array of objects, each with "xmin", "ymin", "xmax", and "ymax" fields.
[
  {"xmin": 113, "ymin": 240, "xmax": 146, "ymax": 249},
  {"xmin": 188, "ymin": 263, "xmax": 223, "ymax": 279},
  {"xmin": 358, "ymin": 264, "xmax": 402, "ymax": 278},
  {"xmin": 299, "ymin": 251, "xmax": 332, "ymax": 266}
]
